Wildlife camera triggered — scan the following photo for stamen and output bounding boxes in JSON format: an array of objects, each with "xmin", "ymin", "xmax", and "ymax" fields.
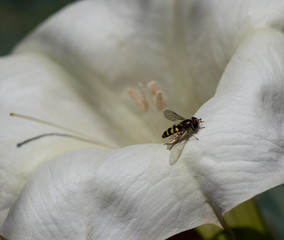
[
  {"xmin": 155, "ymin": 90, "xmax": 167, "ymax": 111},
  {"xmin": 138, "ymin": 82, "xmax": 153, "ymax": 110},
  {"xmin": 147, "ymin": 81, "xmax": 160, "ymax": 96},
  {"xmin": 127, "ymin": 81, "xmax": 168, "ymax": 113},
  {"xmin": 127, "ymin": 88, "xmax": 148, "ymax": 112},
  {"xmin": 10, "ymin": 113, "xmax": 114, "ymax": 148},
  {"xmin": 16, "ymin": 133, "xmax": 95, "ymax": 148},
  {"xmin": 10, "ymin": 113, "xmax": 85, "ymax": 137}
]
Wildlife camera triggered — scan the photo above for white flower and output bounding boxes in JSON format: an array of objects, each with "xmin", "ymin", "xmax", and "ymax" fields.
[{"xmin": 1, "ymin": 0, "xmax": 284, "ymax": 239}]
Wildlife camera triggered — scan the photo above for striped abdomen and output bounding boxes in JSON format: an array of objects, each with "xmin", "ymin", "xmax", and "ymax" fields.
[{"xmin": 162, "ymin": 124, "xmax": 182, "ymax": 138}]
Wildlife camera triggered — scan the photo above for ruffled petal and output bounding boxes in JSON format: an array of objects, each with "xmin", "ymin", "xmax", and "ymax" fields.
[
  {"xmin": 0, "ymin": 54, "xmax": 100, "ymax": 219},
  {"xmin": 0, "ymin": 145, "xmax": 220, "ymax": 240},
  {"xmin": 15, "ymin": 0, "xmax": 227, "ymax": 113},
  {"xmin": 1, "ymin": 0, "xmax": 219, "ymax": 215},
  {"xmin": 2, "ymin": 29, "xmax": 284, "ymax": 239},
  {"xmin": 180, "ymin": 28, "xmax": 284, "ymax": 216},
  {"xmin": 2, "ymin": 0, "xmax": 284, "ymax": 238}
]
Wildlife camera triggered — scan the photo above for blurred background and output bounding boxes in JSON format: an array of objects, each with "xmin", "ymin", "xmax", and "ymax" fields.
[{"xmin": 0, "ymin": 0, "xmax": 76, "ymax": 55}]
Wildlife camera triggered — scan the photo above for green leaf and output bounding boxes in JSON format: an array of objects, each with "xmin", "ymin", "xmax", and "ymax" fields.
[{"xmin": 211, "ymin": 227, "xmax": 273, "ymax": 240}]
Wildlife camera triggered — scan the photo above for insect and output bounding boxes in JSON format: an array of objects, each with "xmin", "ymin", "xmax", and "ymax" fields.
[{"xmin": 162, "ymin": 109, "xmax": 204, "ymax": 147}]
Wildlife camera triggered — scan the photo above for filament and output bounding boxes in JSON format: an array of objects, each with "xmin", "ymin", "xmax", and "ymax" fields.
[{"xmin": 10, "ymin": 113, "xmax": 114, "ymax": 148}]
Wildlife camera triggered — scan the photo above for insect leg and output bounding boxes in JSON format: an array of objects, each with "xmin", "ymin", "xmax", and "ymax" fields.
[
  {"xmin": 187, "ymin": 130, "xmax": 199, "ymax": 141},
  {"xmin": 169, "ymin": 130, "xmax": 185, "ymax": 145}
]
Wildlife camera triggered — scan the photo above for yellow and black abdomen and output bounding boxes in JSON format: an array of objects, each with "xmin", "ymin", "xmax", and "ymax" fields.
[{"xmin": 162, "ymin": 124, "xmax": 182, "ymax": 138}]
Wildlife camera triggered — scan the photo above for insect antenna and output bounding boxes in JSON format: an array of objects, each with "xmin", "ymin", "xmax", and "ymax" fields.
[{"xmin": 10, "ymin": 113, "xmax": 112, "ymax": 148}]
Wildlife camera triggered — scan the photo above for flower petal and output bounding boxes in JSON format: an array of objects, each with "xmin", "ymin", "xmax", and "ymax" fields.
[
  {"xmin": 2, "ymin": 28, "xmax": 284, "ymax": 239},
  {"xmin": 0, "ymin": 145, "xmax": 220, "ymax": 240},
  {"xmin": 15, "ymin": 0, "xmax": 226, "ymax": 113},
  {"xmin": 1, "ymin": 0, "xmax": 220, "ymax": 216},
  {"xmin": 0, "ymin": 54, "xmax": 101, "ymax": 217},
  {"xmin": 181, "ymin": 28, "xmax": 284, "ymax": 216},
  {"xmin": 0, "ymin": 0, "xmax": 191, "ymax": 214},
  {"xmin": 2, "ymin": 0, "xmax": 284, "ymax": 238}
]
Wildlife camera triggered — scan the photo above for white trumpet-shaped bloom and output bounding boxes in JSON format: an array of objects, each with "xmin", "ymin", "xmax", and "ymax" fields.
[{"xmin": 1, "ymin": 0, "xmax": 284, "ymax": 239}]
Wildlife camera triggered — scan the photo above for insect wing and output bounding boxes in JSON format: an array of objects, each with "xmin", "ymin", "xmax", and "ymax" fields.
[
  {"xmin": 168, "ymin": 133, "xmax": 188, "ymax": 165},
  {"xmin": 163, "ymin": 110, "xmax": 185, "ymax": 121}
]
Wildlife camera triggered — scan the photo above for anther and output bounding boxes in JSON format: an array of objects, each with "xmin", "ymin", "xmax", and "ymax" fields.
[
  {"xmin": 147, "ymin": 81, "xmax": 160, "ymax": 96},
  {"xmin": 155, "ymin": 90, "xmax": 167, "ymax": 111},
  {"xmin": 127, "ymin": 88, "xmax": 148, "ymax": 112},
  {"xmin": 127, "ymin": 81, "xmax": 168, "ymax": 112},
  {"xmin": 138, "ymin": 82, "xmax": 153, "ymax": 109}
]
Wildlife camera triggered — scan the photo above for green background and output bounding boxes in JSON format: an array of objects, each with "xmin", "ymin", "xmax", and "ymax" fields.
[{"xmin": 0, "ymin": 0, "xmax": 75, "ymax": 55}]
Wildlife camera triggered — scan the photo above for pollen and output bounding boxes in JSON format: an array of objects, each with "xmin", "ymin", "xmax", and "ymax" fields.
[{"xmin": 127, "ymin": 81, "xmax": 167, "ymax": 112}]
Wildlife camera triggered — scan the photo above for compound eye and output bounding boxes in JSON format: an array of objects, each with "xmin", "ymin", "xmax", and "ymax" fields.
[{"xmin": 191, "ymin": 118, "xmax": 199, "ymax": 129}]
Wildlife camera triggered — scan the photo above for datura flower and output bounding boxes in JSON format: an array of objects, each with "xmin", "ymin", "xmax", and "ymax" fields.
[{"xmin": 0, "ymin": 0, "xmax": 284, "ymax": 239}]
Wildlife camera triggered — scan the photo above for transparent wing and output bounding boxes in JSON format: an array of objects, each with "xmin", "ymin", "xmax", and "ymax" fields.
[
  {"xmin": 169, "ymin": 136, "xmax": 188, "ymax": 165},
  {"xmin": 163, "ymin": 110, "xmax": 185, "ymax": 121}
]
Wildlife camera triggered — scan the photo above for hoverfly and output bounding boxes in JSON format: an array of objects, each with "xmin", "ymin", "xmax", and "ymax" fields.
[{"xmin": 162, "ymin": 109, "xmax": 204, "ymax": 148}]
